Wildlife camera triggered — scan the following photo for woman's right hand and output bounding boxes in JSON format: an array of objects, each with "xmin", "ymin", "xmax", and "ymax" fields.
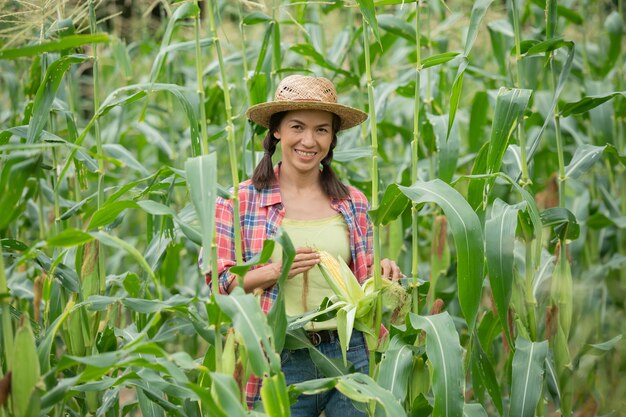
[
  {"xmin": 282, "ymin": 246, "xmax": 320, "ymax": 278},
  {"xmin": 228, "ymin": 247, "xmax": 320, "ymax": 293}
]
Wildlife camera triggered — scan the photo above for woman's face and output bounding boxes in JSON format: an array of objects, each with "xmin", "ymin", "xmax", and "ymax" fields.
[{"xmin": 273, "ymin": 109, "xmax": 335, "ymax": 176}]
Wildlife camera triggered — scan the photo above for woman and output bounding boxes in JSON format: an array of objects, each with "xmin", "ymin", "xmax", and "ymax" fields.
[{"xmin": 209, "ymin": 74, "xmax": 401, "ymax": 416}]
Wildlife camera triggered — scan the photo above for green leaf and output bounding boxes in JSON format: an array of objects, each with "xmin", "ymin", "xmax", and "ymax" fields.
[
  {"xmin": 446, "ymin": 58, "xmax": 468, "ymax": 140},
  {"xmin": 356, "ymin": 0, "xmax": 382, "ymax": 45},
  {"xmin": 377, "ymin": 14, "xmax": 420, "ymax": 43},
  {"xmin": 149, "ymin": 1, "xmax": 200, "ymax": 82},
  {"xmin": 469, "ymin": 91, "xmax": 489, "ymax": 152},
  {"xmin": 399, "ymin": 180, "xmax": 484, "ymax": 331},
  {"xmin": 467, "ymin": 88, "xmax": 530, "ymax": 209},
  {"xmin": 28, "ymin": 54, "xmax": 90, "ymax": 143},
  {"xmin": 429, "ymin": 113, "xmax": 460, "ymax": 184},
  {"xmin": 46, "ymin": 228, "xmax": 94, "ymax": 247},
  {"xmin": 508, "ymin": 337, "xmax": 548, "ymax": 417},
  {"xmin": 564, "ymin": 144, "xmax": 606, "ymax": 179},
  {"xmin": 88, "ymin": 200, "xmax": 140, "ymax": 229},
  {"xmin": 540, "ymin": 207, "xmax": 580, "ymax": 241},
  {"xmin": 471, "ymin": 335, "xmax": 503, "ymax": 415},
  {"xmin": 0, "ymin": 153, "xmax": 41, "ymax": 231},
  {"xmin": 103, "ymin": 144, "xmax": 149, "ymax": 176},
  {"xmin": 485, "ymin": 200, "xmax": 520, "ymax": 347},
  {"xmin": 90, "ymin": 231, "xmax": 157, "ymax": 286},
  {"xmin": 525, "ymin": 42, "xmax": 575, "ymax": 161},
  {"xmin": 267, "ymin": 230, "xmax": 296, "ymax": 354},
  {"xmin": 243, "ymin": 11, "xmax": 272, "ymax": 25},
  {"xmin": 422, "ymin": 52, "xmax": 461, "ymax": 69},
  {"xmin": 409, "ymin": 313, "xmax": 465, "ymax": 417},
  {"xmin": 369, "ymin": 184, "xmax": 410, "ymax": 226},
  {"xmin": 584, "ymin": 334, "xmax": 622, "ymax": 355},
  {"xmin": 560, "ymin": 92, "xmax": 626, "ymax": 117},
  {"xmin": 214, "ymin": 288, "xmax": 274, "ymax": 377},
  {"xmin": 185, "ymin": 154, "xmax": 218, "ymax": 274},
  {"xmin": 35, "ymin": 252, "xmax": 80, "ymax": 293},
  {"xmin": 464, "ymin": 403, "xmax": 489, "ymax": 417},
  {"xmin": 464, "ymin": 0, "xmax": 494, "ymax": 56},
  {"xmin": 376, "ymin": 336, "xmax": 415, "ymax": 403},
  {"xmin": 602, "ymin": 12, "xmax": 624, "ymax": 76},
  {"xmin": 0, "ymin": 34, "xmax": 109, "ymax": 59},
  {"xmin": 285, "ymin": 330, "xmax": 352, "ymax": 377}
]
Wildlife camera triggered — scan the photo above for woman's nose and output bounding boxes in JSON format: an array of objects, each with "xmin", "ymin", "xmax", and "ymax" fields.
[{"xmin": 300, "ymin": 129, "xmax": 315, "ymax": 146}]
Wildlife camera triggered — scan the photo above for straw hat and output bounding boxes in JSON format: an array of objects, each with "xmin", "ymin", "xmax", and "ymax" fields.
[{"xmin": 246, "ymin": 75, "xmax": 368, "ymax": 131}]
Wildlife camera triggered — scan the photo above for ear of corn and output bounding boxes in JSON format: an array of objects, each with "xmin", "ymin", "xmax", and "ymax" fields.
[{"xmin": 11, "ymin": 315, "xmax": 41, "ymax": 417}]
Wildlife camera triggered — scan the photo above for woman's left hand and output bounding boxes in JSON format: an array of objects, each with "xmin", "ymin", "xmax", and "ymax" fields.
[{"xmin": 381, "ymin": 258, "xmax": 402, "ymax": 280}]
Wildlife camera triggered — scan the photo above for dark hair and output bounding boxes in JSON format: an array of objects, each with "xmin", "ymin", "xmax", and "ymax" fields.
[{"xmin": 251, "ymin": 111, "xmax": 349, "ymax": 199}]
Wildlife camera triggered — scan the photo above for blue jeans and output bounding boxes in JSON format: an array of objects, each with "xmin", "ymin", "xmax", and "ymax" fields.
[{"xmin": 280, "ymin": 331, "xmax": 370, "ymax": 417}]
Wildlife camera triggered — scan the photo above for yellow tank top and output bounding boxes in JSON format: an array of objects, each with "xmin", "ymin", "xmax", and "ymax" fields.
[{"xmin": 272, "ymin": 213, "xmax": 351, "ymax": 330}]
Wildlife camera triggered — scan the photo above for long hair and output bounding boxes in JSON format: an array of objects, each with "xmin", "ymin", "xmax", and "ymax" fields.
[{"xmin": 251, "ymin": 111, "xmax": 349, "ymax": 199}]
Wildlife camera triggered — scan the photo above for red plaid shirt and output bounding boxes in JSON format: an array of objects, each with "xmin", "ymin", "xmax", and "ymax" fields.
[{"xmin": 206, "ymin": 166, "xmax": 373, "ymax": 408}]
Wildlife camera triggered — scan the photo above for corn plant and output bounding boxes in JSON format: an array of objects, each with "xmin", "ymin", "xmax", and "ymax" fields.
[{"xmin": 1, "ymin": 1, "xmax": 625, "ymax": 416}]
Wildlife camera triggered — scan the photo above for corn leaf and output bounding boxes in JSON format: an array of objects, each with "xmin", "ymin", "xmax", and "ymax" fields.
[
  {"xmin": 525, "ymin": 41, "xmax": 575, "ymax": 162},
  {"xmin": 399, "ymin": 180, "xmax": 484, "ymax": 331},
  {"xmin": 485, "ymin": 200, "xmax": 521, "ymax": 346},
  {"xmin": 185, "ymin": 153, "xmax": 218, "ymax": 274},
  {"xmin": 409, "ymin": 312, "xmax": 465, "ymax": 417},
  {"xmin": 28, "ymin": 54, "xmax": 89, "ymax": 143},
  {"xmin": 376, "ymin": 336, "xmax": 415, "ymax": 403},
  {"xmin": 508, "ymin": 337, "xmax": 548, "ymax": 417},
  {"xmin": 464, "ymin": 403, "xmax": 489, "ymax": 417},
  {"xmin": 470, "ymin": 334, "xmax": 503, "ymax": 415},
  {"xmin": 292, "ymin": 373, "xmax": 406, "ymax": 417},
  {"xmin": 561, "ymin": 92, "xmax": 626, "ymax": 117},
  {"xmin": 468, "ymin": 88, "xmax": 531, "ymax": 211},
  {"xmin": 464, "ymin": 0, "xmax": 494, "ymax": 56},
  {"xmin": 563, "ymin": 144, "xmax": 606, "ymax": 180},
  {"xmin": 0, "ymin": 34, "xmax": 108, "ymax": 59},
  {"xmin": 369, "ymin": 183, "xmax": 410, "ymax": 226},
  {"xmin": 46, "ymin": 228, "xmax": 94, "ymax": 247},
  {"xmin": 214, "ymin": 288, "xmax": 274, "ymax": 377},
  {"xmin": 355, "ymin": 0, "xmax": 381, "ymax": 45}
]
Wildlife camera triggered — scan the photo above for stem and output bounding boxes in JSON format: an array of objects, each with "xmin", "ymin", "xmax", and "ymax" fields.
[
  {"xmin": 194, "ymin": 0, "xmax": 210, "ymax": 155},
  {"xmin": 510, "ymin": 0, "xmax": 531, "ymax": 186},
  {"xmin": 89, "ymin": 1, "xmax": 106, "ymax": 296},
  {"xmin": 411, "ymin": 1, "xmax": 422, "ymax": 314},
  {"xmin": 363, "ymin": 21, "xmax": 382, "ymax": 379},
  {"xmin": 207, "ymin": 0, "xmax": 243, "ymax": 271},
  {"xmin": 524, "ymin": 239, "xmax": 537, "ymax": 341},
  {"xmin": 272, "ymin": 0, "xmax": 281, "ymax": 78}
]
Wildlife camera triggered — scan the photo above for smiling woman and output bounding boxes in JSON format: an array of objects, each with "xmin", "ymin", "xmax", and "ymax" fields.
[{"xmin": 206, "ymin": 75, "xmax": 402, "ymax": 415}]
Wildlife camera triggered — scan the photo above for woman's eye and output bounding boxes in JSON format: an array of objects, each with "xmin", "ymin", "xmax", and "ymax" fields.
[
  {"xmin": 291, "ymin": 125, "xmax": 303, "ymax": 131},
  {"xmin": 317, "ymin": 128, "xmax": 328, "ymax": 133}
]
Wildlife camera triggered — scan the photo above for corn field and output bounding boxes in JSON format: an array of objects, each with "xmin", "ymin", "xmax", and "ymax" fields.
[{"xmin": 0, "ymin": 0, "xmax": 625, "ymax": 416}]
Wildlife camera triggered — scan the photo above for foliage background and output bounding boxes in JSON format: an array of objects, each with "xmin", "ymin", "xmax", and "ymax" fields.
[{"xmin": 0, "ymin": 0, "xmax": 625, "ymax": 416}]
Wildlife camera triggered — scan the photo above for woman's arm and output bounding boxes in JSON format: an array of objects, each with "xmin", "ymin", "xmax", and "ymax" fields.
[{"xmin": 226, "ymin": 247, "xmax": 320, "ymax": 293}]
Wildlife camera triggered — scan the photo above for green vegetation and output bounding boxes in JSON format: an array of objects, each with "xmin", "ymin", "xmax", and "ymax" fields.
[{"xmin": 0, "ymin": 0, "xmax": 624, "ymax": 416}]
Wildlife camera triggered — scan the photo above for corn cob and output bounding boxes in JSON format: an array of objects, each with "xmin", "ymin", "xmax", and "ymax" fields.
[{"xmin": 317, "ymin": 250, "xmax": 350, "ymax": 297}]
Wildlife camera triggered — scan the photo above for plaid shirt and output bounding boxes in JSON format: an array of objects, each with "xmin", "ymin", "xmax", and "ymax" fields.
[{"xmin": 206, "ymin": 166, "xmax": 373, "ymax": 408}]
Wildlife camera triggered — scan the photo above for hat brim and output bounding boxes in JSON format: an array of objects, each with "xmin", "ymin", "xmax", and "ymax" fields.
[{"xmin": 246, "ymin": 100, "xmax": 368, "ymax": 131}]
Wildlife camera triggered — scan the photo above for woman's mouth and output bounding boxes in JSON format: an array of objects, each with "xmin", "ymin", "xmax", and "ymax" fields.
[{"xmin": 295, "ymin": 149, "xmax": 316, "ymax": 158}]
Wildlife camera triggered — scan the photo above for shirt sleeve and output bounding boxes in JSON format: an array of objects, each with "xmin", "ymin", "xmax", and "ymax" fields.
[
  {"xmin": 203, "ymin": 196, "xmax": 237, "ymax": 294},
  {"xmin": 349, "ymin": 186, "xmax": 374, "ymax": 279}
]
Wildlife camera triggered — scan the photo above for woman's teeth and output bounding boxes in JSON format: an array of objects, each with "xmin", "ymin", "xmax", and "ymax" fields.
[{"xmin": 295, "ymin": 150, "xmax": 316, "ymax": 157}]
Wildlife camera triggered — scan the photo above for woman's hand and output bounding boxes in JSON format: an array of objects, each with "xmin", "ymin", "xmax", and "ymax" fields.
[
  {"xmin": 381, "ymin": 258, "xmax": 402, "ymax": 280},
  {"xmin": 283, "ymin": 246, "xmax": 320, "ymax": 278},
  {"xmin": 227, "ymin": 247, "xmax": 320, "ymax": 293}
]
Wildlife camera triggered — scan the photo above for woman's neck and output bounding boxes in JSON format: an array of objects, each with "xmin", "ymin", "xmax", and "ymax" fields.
[{"xmin": 278, "ymin": 163, "xmax": 322, "ymax": 192}]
